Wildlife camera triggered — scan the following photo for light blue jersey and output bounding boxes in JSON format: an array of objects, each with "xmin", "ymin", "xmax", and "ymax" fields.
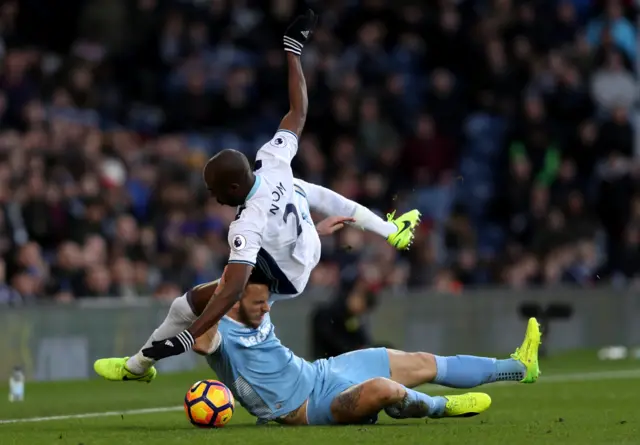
[{"xmin": 205, "ymin": 313, "xmax": 317, "ymax": 421}]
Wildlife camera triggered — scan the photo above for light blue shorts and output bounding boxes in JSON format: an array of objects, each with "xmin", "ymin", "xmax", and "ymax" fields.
[{"xmin": 306, "ymin": 348, "xmax": 390, "ymax": 425}]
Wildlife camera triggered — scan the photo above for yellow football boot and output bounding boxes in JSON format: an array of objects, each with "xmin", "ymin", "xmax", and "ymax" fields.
[
  {"xmin": 386, "ymin": 209, "xmax": 421, "ymax": 250},
  {"xmin": 442, "ymin": 392, "xmax": 492, "ymax": 417},
  {"xmin": 94, "ymin": 357, "xmax": 157, "ymax": 383},
  {"xmin": 510, "ymin": 317, "xmax": 542, "ymax": 383}
]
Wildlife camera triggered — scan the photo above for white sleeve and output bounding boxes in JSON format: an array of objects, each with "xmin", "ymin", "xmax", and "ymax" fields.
[
  {"xmin": 294, "ymin": 178, "xmax": 357, "ymax": 217},
  {"xmin": 295, "ymin": 178, "xmax": 397, "ymax": 239},
  {"xmin": 227, "ymin": 197, "xmax": 270, "ymax": 266},
  {"xmin": 256, "ymin": 129, "xmax": 299, "ymax": 168}
]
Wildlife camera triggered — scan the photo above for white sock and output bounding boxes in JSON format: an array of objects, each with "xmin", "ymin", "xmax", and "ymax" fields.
[
  {"xmin": 126, "ymin": 293, "xmax": 197, "ymax": 374},
  {"xmin": 293, "ymin": 179, "xmax": 397, "ymax": 238},
  {"xmin": 353, "ymin": 204, "xmax": 397, "ymax": 238}
]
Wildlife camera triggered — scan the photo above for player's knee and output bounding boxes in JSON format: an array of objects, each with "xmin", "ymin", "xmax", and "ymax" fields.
[
  {"xmin": 413, "ymin": 352, "xmax": 437, "ymax": 380},
  {"xmin": 403, "ymin": 351, "xmax": 437, "ymax": 381},
  {"xmin": 365, "ymin": 377, "xmax": 404, "ymax": 406},
  {"xmin": 184, "ymin": 281, "xmax": 220, "ymax": 316},
  {"xmin": 184, "ymin": 291, "xmax": 206, "ymax": 316},
  {"xmin": 388, "ymin": 349, "xmax": 437, "ymax": 386},
  {"xmin": 169, "ymin": 294, "xmax": 197, "ymax": 321}
]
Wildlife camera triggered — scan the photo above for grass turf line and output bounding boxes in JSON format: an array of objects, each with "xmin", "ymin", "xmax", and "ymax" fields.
[
  {"xmin": 1, "ymin": 352, "xmax": 639, "ymax": 445},
  {"xmin": 2, "ymin": 368, "xmax": 640, "ymax": 425}
]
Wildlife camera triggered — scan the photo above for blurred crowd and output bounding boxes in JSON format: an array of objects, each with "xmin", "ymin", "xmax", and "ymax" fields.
[{"xmin": 0, "ymin": 0, "xmax": 638, "ymax": 304}]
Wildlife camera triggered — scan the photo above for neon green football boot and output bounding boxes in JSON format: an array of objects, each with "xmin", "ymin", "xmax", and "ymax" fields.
[
  {"xmin": 442, "ymin": 392, "xmax": 492, "ymax": 417},
  {"xmin": 511, "ymin": 317, "xmax": 542, "ymax": 383},
  {"xmin": 94, "ymin": 357, "xmax": 157, "ymax": 383},
  {"xmin": 386, "ymin": 209, "xmax": 421, "ymax": 250}
]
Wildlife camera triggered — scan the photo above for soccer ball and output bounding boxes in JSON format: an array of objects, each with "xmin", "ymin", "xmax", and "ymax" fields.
[{"xmin": 184, "ymin": 380, "xmax": 235, "ymax": 428}]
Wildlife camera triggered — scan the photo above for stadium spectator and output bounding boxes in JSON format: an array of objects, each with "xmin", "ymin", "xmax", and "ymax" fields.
[
  {"xmin": 311, "ymin": 278, "xmax": 379, "ymax": 359},
  {"xmin": 0, "ymin": 0, "xmax": 637, "ymax": 303},
  {"xmin": 0, "ymin": 258, "xmax": 22, "ymax": 305}
]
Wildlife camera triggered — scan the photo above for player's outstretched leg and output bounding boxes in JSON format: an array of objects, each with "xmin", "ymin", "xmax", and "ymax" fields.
[
  {"xmin": 328, "ymin": 377, "xmax": 491, "ymax": 424},
  {"xmin": 386, "ymin": 209, "xmax": 421, "ymax": 250},
  {"xmin": 93, "ymin": 356, "xmax": 157, "ymax": 383},
  {"xmin": 386, "ymin": 391, "xmax": 492, "ymax": 420},
  {"xmin": 389, "ymin": 317, "xmax": 542, "ymax": 389},
  {"xmin": 94, "ymin": 292, "xmax": 199, "ymax": 382},
  {"xmin": 509, "ymin": 317, "xmax": 542, "ymax": 383}
]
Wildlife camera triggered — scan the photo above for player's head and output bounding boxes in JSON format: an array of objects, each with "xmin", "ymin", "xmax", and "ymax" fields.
[
  {"xmin": 233, "ymin": 270, "xmax": 272, "ymax": 328},
  {"xmin": 203, "ymin": 149, "xmax": 253, "ymax": 207},
  {"xmin": 235, "ymin": 284, "xmax": 270, "ymax": 328}
]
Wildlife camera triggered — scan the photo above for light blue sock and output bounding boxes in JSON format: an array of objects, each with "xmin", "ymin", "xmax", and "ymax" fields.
[
  {"xmin": 433, "ymin": 355, "xmax": 526, "ymax": 388},
  {"xmin": 384, "ymin": 387, "xmax": 447, "ymax": 419}
]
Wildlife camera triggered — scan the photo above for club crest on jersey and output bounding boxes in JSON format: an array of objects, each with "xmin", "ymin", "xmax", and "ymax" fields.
[
  {"xmin": 232, "ymin": 234, "xmax": 247, "ymax": 250},
  {"xmin": 270, "ymin": 136, "xmax": 285, "ymax": 147}
]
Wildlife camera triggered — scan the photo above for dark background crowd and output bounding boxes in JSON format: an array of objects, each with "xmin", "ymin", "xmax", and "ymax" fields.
[{"xmin": 0, "ymin": 0, "xmax": 638, "ymax": 307}]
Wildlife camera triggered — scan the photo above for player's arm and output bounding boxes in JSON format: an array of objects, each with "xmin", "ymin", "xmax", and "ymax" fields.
[
  {"xmin": 279, "ymin": 54, "xmax": 308, "ymax": 138},
  {"xmin": 185, "ymin": 206, "xmax": 268, "ymax": 339},
  {"xmin": 182, "ymin": 218, "xmax": 262, "ymax": 340},
  {"xmin": 187, "ymin": 262, "xmax": 252, "ymax": 339},
  {"xmin": 279, "ymin": 10, "xmax": 317, "ymax": 138},
  {"xmin": 191, "ymin": 279, "xmax": 224, "ymax": 355},
  {"xmin": 142, "ymin": 267, "xmax": 252, "ymax": 360},
  {"xmin": 193, "ymin": 325, "xmax": 221, "ymax": 356},
  {"xmin": 141, "ymin": 207, "xmax": 265, "ymax": 360}
]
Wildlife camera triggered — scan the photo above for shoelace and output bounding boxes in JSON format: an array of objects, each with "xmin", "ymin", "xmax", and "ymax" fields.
[{"xmin": 386, "ymin": 210, "xmax": 396, "ymax": 222}]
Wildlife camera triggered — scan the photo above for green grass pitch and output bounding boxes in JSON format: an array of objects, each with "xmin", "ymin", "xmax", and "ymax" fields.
[{"xmin": 1, "ymin": 351, "xmax": 639, "ymax": 445}]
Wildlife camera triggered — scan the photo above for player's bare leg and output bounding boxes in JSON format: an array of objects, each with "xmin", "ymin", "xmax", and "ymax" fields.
[
  {"xmin": 387, "ymin": 348, "xmax": 530, "ymax": 389},
  {"xmin": 329, "ymin": 377, "xmax": 490, "ymax": 424},
  {"xmin": 387, "ymin": 350, "xmax": 438, "ymax": 387},
  {"xmin": 386, "ymin": 319, "xmax": 541, "ymax": 389},
  {"xmin": 330, "ymin": 378, "xmax": 407, "ymax": 423}
]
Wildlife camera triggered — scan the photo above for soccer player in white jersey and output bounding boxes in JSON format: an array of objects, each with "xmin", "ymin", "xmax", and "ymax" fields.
[{"xmin": 94, "ymin": 10, "xmax": 421, "ymax": 380}]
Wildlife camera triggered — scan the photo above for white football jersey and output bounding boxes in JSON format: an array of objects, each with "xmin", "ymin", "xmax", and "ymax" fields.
[{"xmin": 227, "ymin": 130, "xmax": 321, "ymax": 298}]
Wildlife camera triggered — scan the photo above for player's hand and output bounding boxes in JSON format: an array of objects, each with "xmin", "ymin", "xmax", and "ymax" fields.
[
  {"xmin": 141, "ymin": 330, "xmax": 195, "ymax": 361},
  {"xmin": 283, "ymin": 9, "xmax": 317, "ymax": 56},
  {"xmin": 316, "ymin": 216, "xmax": 355, "ymax": 236}
]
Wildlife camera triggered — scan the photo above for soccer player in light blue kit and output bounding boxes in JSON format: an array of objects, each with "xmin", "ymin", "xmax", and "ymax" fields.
[
  {"xmin": 189, "ymin": 272, "xmax": 542, "ymax": 426},
  {"xmin": 95, "ymin": 214, "xmax": 541, "ymax": 424}
]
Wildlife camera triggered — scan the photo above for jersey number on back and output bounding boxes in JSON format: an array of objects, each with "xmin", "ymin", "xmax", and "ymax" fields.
[{"xmin": 283, "ymin": 204, "xmax": 302, "ymax": 237}]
